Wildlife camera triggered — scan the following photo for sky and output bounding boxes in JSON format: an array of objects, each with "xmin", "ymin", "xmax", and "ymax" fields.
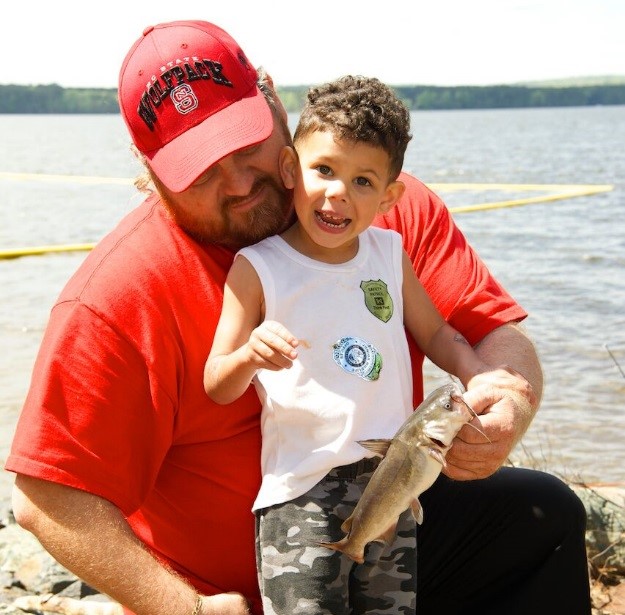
[{"xmin": 2, "ymin": 0, "xmax": 623, "ymax": 89}]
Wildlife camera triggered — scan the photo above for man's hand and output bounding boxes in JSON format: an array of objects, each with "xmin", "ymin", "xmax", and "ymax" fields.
[
  {"xmin": 444, "ymin": 365, "xmax": 536, "ymax": 480},
  {"xmin": 442, "ymin": 323, "xmax": 543, "ymax": 480},
  {"xmin": 202, "ymin": 593, "xmax": 252, "ymax": 615}
]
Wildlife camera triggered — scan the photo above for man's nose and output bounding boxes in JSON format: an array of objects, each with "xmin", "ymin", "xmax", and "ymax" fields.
[{"xmin": 218, "ymin": 155, "xmax": 256, "ymax": 195}]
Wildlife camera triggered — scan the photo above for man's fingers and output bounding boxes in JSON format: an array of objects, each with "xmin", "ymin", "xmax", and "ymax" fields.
[
  {"xmin": 455, "ymin": 416, "xmax": 492, "ymax": 445},
  {"xmin": 445, "ymin": 434, "xmax": 508, "ymax": 480},
  {"xmin": 465, "ymin": 366, "xmax": 536, "ymax": 409}
]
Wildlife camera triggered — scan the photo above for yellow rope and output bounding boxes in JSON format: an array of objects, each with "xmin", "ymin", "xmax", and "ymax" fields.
[
  {"xmin": 0, "ymin": 175, "xmax": 614, "ymax": 260},
  {"xmin": 0, "ymin": 171, "xmax": 134, "ymax": 185},
  {"xmin": 0, "ymin": 243, "xmax": 97, "ymax": 260},
  {"xmin": 446, "ymin": 184, "xmax": 613, "ymax": 213}
]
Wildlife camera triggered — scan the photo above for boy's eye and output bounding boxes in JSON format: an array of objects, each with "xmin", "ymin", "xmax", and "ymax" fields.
[
  {"xmin": 355, "ymin": 176, "xmax": 372, "ymax": 187},
  {"xmin": 317, "ymin": 165, "xmax": 332, "ymax": 176}
]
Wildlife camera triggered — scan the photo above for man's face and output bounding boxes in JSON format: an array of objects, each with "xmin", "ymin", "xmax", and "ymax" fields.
[{"xmin": 157, "ymin": 116, "xmax": 295, "ymax": 251}]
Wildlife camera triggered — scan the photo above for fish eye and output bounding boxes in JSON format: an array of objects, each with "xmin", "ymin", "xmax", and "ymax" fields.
[{"xmin": 444, "ymin": 402, "xmax": 451, "ymax": 410}]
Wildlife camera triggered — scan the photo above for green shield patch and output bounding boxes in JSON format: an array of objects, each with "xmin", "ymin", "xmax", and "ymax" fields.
[{"xmin": 360, "ymin": 279, "xmax": 393, "ymax": 323}]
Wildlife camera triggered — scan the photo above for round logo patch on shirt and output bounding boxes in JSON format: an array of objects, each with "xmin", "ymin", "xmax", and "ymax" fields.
[{"xmin": 332, "ymin": 336, "xmax": 382, "ymax": 381}]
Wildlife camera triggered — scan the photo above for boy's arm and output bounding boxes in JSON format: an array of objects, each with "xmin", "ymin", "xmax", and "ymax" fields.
[
  {"xmin": 204, "ymin": 256, "xmax": 298, "ymax": 405},
  {"xmin": 401, "ymin": 252, "xmax": 489, "ymax": 387}
]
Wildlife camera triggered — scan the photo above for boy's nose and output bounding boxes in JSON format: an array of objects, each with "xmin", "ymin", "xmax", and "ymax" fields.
[{"xmin": 326, "ymin": 178, "xmax": 348, "ymax": 200}]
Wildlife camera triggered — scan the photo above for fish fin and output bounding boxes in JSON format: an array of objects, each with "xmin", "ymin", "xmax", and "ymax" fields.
[
  {"xmin": 428, "ymin": 447, "xmax": 447, "ymax": 467},
  {"xmin": 317, "ymin": 539, "xmax": 364, "ymax": 564},
  {"xmin": 411, "ymin": 498, "xmax": 424, "ymax": 525},
  {"xmin": 357, "ymin": 439, "xmax": 392, "ymax": 457},
  {"xmin": 340, "ymin": 515, "xmax": 354, "ymax": 535}
]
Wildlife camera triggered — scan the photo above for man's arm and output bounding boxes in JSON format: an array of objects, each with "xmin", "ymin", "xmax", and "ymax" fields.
[
  {"xmin": 12, "ymin": 476, "xmax": 251, "ymax": 615},
  {"xmin": 444, "ymin": 323, "xmax": 543, "ymax": 480}
]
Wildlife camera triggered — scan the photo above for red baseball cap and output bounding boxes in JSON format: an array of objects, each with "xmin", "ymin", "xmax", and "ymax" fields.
[{"xmin": 118, "ymin": 20, "xmax": 274, "ymax": 192}]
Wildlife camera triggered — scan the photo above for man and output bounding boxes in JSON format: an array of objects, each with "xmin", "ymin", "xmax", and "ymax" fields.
[{"xmin": 6, "ymin": 20, "xmax": 590, "ymax": 615}]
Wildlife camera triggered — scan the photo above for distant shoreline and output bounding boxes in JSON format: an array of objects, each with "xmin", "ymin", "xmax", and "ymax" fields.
[{"xmin": 1, "ymin": 79, "xmax": 625, "ymax": 114}]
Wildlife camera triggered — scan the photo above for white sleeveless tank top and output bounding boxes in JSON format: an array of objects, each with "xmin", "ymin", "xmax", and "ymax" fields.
[{"xmin": 238, "ymin": 227, "xmax": 413, "ymax": 510}]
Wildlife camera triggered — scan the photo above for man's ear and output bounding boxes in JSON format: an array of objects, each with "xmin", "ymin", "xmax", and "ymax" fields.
[
  {"xmin": 379, "ymin": 180, "xmax": 406, "ymax": 214},
  {"xmin": 279, "ymin": 146, "xmax": 298, "ymax": 189}
]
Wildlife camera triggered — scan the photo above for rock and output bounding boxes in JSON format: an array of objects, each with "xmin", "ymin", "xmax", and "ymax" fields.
[
  {"xmin": 0, "ymin": 524, "xmax": 75, "ymax": 594},
  {"xmin": 0, "ymin": 523, "xmax": 117, "ymax": 614},
  {"xmin": 571, "ymin": 484, "xmax": 625, "ymax": 576},
  {"xmin": 12, "ymin": 594, "xmax": 121, "ymax": 614},
  {"xmin": 0, "ymin": 485, "xmax": 623, "ymax": 613}
]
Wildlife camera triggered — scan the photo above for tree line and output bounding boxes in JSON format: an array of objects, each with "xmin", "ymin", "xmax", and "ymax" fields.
[{"xmin": 1, "ymin": 82, "xmax": 624, "ymax": 114}]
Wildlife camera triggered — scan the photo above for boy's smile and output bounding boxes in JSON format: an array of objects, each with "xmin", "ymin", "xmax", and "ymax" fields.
[{"xmin": 281, "ymin": 130, "xmax": 403, "ymax": 263}]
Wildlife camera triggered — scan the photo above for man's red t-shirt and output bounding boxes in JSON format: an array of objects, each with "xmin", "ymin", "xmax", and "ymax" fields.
[{"xmin": 6, "ymin": 174, "xmax": 526, "ymax": 613}]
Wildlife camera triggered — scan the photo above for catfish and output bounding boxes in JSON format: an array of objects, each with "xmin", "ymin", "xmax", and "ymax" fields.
[{"xmin": 319, "ymin": 382, "xmax": 478, "ymax": 563}]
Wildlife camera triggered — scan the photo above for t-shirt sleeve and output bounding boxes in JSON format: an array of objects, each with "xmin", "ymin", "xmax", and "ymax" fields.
[
  {"xmin": 5, "ymin": 299, "xmax": 175, "ymax": 515},
  {"xmin": 374, "ymin": 174, "xmax": 527, "ymax": 345}
]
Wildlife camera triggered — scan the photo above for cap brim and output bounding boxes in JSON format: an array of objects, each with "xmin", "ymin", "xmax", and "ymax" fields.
[{"xmin": 145, "ymin": 86, "xmax": 274, "ymax": 193}]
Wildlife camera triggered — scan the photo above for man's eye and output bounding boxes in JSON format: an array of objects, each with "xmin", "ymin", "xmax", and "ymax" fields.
[
  {"xmin": 192, "ymin": 168, "xmax": 217, "ymax": 186},
  {"xmin": 239, "ymin": 144, "xmax": 261, "ymax": 156}
]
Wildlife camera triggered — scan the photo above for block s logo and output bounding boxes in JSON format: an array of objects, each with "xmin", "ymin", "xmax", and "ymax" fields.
[{"xmin": 171, "ymin": 84, "xmax": 198, "ymax": 114}]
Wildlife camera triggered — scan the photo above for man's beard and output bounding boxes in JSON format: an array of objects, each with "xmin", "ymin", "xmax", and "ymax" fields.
[{"xmin": 162, "ymin": 174, "xmax": 295, "ymax": 251}]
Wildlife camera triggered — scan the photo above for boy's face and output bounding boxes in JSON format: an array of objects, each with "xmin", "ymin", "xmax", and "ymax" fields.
[{"xmin": 286, "ymin": 130, "xmax": 403, "ymax": 261}]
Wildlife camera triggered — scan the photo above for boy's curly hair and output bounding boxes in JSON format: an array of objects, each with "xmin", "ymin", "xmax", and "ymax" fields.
[{"xmin": 293, "ymin": 75, "xmax": 412, "ymax": 180}]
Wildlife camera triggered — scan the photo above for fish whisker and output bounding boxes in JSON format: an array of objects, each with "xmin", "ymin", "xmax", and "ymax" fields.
[
  {"xmin": 465, "ymin": 421, "xmax": 491, "ymax": 443},
  {"xmin": 451, "ymin": 393, "xmax": 480, "ymax": 420},
  {"xmin": 450, "ymin": 394, "xmax": 490, "ymax": 442}
]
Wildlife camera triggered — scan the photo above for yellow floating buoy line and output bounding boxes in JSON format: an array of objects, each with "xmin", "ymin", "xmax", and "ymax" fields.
[
  {"xmin": 0, "ymin": 171, "xmax": 135, "ymax": 186},
  {"xmin": 0, "ymin": 173, "xmax": 613, "ymax": 260},
  {"xmin": 0, "ymin": 243, "xmax": 97, "ymax": 260},
  {"xmin": 434, "ymin": 183, "xmax": 614, "ymax": 214}
]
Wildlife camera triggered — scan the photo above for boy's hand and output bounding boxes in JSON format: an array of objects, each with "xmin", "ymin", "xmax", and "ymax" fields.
[{"xmin": 247, "ymin": 320, "xmax": 299, "ymax": 370}]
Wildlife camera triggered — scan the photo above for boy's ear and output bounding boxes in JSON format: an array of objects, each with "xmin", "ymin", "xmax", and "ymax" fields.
[
  {"xmin": 378, "ymin": 180, "xmax": 405, "ymax": 214},
  {"xmin": 279, "ymin": 146, "xmax": 298, "ymax": 189}
]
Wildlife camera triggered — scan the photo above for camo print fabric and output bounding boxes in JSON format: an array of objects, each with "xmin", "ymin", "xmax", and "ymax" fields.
[{"xmin": 255, "ymin": 458, "xmax": 417, "ymax": 614}]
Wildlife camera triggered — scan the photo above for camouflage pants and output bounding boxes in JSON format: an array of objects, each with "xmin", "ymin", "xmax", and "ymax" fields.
[{"xmin": 255, "ymin": 458, "xmax": 417, "ymax": 615}]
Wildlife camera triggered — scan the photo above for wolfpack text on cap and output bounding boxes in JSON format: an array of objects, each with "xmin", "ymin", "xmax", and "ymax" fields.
[{"xmin": 138, "ymin": 58, "xmax": 234, "ymax": 131}]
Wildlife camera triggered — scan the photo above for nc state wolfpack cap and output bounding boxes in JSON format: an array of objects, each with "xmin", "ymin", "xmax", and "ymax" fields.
[{"xmin": 118, "ymin": 20, "xmax": 274, "ymax": 192}]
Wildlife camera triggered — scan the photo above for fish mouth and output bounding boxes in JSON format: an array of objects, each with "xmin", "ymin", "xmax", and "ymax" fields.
[
  {"xmin": 451, "ymin": 393, "xmax": 478, "ymax": 420},
  {"xmin": 429, "ymin": 437, "xmax": 447, "ymax": 449},
  {"xmin": 315, "ymin": 210, "xmax": 350, "ymax": 229}
]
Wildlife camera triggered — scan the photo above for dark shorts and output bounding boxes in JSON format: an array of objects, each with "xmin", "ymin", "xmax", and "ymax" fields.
[{"xmin": 255, "ymin": 458, "xmax": 417, "ymax": 615}]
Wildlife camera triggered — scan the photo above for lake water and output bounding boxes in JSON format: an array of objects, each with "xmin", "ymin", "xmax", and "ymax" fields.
[{"xmin": 1, "ymin": 106, "xmax": 624, "ymax": 504}]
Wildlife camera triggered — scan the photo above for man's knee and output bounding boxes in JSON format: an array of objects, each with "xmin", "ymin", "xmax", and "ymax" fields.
[{"xmin": 519, "ymin": 469, "xmax": 587, "ymax": 530}]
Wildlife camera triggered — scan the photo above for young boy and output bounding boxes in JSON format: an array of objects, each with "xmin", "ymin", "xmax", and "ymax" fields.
[{"xmin": 204, "ymin": 75, "xmax": 489, "ymax": 614}]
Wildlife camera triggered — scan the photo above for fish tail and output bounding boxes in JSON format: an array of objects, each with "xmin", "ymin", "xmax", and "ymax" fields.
[{"xmin": 317, "ymin": 539, "xmax": 365, "ymax": 564}]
